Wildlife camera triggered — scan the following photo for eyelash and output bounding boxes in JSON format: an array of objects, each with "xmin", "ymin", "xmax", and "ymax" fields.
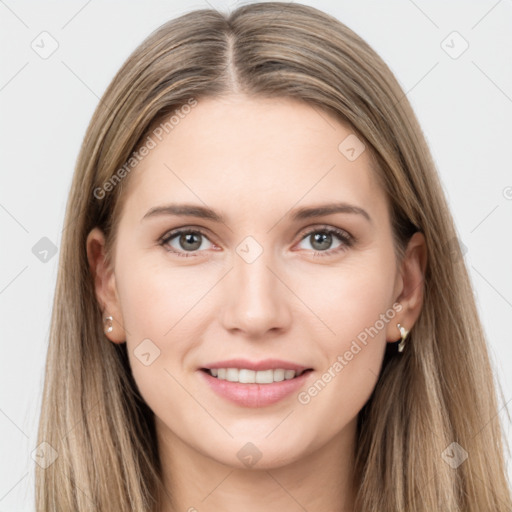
[{"xmin": 159, "ymin": 225, "xmax": 354, "ymax": 259}]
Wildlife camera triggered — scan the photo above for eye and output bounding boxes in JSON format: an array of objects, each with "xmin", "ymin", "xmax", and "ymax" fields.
[
  {"xmin": 160, "ymin": 228, "xmax": 214, "ymax": 257},
  {"xmin": 295, "ymin": 226, "xmax": 354, "ymax": 257},
  {"xmin": 159, "ymin": 225, "xmax": 354, "ymax": 258}
]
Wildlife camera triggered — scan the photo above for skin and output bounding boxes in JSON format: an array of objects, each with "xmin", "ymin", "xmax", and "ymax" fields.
[{"xmin": 87, "ymin": 94, "xmax": 427, "ymax": 512}]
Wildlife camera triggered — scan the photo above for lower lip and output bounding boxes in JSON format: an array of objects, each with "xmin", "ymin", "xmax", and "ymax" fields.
[{"xmin": 199, "ymin": 370, "xmax": 312, "ymax": 408}]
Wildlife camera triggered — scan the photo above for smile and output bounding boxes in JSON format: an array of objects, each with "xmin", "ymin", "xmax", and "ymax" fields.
[
  {"xmin": 199, "ymin": 360, "xmax": 314, "ymax": 407},
  {"xmin": 203, "ymin": 367, "xmax": 310, "ymax": 383}
]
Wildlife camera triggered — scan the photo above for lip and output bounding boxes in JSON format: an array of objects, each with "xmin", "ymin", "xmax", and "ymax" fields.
[
  {"xmin": 202, "ymin": 358, "xmax": 309, "ymax": 373},
  {"xmin": 198, "ymin": 359, "xmax": 313, "ymax": 408}
]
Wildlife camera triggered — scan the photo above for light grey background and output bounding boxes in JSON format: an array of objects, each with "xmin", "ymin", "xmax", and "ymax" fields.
[{"xmin": 1, "ymin": 0, "xmax": 511, "ymax": 509}]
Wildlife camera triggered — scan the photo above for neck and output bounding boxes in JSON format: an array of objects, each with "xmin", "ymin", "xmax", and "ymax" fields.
[{"xmin": 156, "ymin": 417, "xmax": 358, "ymax": 512}]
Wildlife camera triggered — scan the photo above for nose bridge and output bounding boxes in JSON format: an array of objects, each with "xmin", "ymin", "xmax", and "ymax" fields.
[{"xmin": 221, "ymin": 236, "xmax": 291, "ymax": 335}]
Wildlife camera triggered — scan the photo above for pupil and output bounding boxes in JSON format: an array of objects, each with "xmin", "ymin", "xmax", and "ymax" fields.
[
  {"xmin": 312, "ymin": 232, "xmax": 331, "ymax": 251},
  {"xmin": 180, "ymin": 232, "xmax": 201, "ymax": 251}
]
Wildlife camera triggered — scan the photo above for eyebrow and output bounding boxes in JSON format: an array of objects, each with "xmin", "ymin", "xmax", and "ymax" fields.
[{"xmin": 142, "ymin": 202, "xmax": 372, "ymax": 224}]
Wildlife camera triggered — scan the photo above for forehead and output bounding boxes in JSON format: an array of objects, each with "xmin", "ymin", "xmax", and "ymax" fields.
[{"xmin": 121, "ymin": 95, "xmax": 386, "ymax": 225}]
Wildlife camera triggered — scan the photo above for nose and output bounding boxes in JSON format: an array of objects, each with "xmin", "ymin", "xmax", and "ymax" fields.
[{"xmin": 220, "ymin": 246, "xmax": 293, "ymax": 339}]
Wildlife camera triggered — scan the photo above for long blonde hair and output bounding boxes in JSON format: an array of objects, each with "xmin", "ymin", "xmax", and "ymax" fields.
[{"xmin": 36, "ymin": 3, "xmax": 511, "ymax": 510}]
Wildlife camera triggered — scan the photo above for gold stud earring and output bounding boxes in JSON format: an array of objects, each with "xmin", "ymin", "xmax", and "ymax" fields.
[
  {"xmin": 104, "ymin": 316, "xmax": 113, "ymax": 334},
  {"xmin": 397, "ymin": 323, "xmax": 409, "ymax": 353}
]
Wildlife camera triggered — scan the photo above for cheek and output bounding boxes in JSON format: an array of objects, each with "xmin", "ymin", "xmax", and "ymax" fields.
[
  {"xmin": 292, "ymin": 249, "xmax": 397, "ymax": 413},
  {"xmin": 293, "ymin": 248, "xmax": 397, "ymax": 345},
  {"xmin": 114, "ymin": 263, "xmax": 193, "ymax": 419},
  {"xmin": 113, "ymin": 255, "xmax": 218, "ymax": 392},
  {"xmin": 115, "ymin": 252, "xmax": 213, "ymax": 339}
]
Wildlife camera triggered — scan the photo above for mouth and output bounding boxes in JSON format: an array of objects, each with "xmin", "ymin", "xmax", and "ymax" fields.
[
  {"xmin": 200, "ymin": 367, "xmax": 313, "ymax": 384},
  {"xmin": 199, "ymin": 363, "xmax": 314, "ymax": 408}
]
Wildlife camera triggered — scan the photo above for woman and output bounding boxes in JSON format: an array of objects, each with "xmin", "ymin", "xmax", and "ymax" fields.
[{"xmin": 35, "ymin": 2, "xmax": 512, "ymax": 510}]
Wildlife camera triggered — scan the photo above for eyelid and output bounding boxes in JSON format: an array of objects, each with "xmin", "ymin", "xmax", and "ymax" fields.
[
  {"xmin": 160, "ymin": 225, "xmax": 214, "ymax": 241},
  {"xmin": 296, "ymin": 223, "xmax": 353, "ymax": 241}
]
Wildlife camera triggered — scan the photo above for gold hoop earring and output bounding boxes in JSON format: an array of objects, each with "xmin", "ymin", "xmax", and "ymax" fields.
[
  {"xmin": 397, "ymin": 323, "xmax": 409, "ymax": 353},
  {"xmin": 104, "ymin": 316, "xmax": 113, "ymax": 334}
]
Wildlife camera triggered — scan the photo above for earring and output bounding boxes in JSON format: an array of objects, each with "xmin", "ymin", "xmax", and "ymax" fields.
[
  {"xmin": 396, "ymin": 323, "xmax": 409, "ymax": 353},
  {"xmin": 104, "ymin": 316, "xmax": 113, "ymax": 334}
]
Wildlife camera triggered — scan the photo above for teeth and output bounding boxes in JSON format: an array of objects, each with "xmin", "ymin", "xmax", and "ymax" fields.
[
  {"xmin": 284, "ymin": 369, "xmax": 296, "ymax": 380},
  {"xmin": 273, "ymin": 369, "xmax": 285, "ymax": 382},
  {"xmin": 208, "ymin": 368, "xmax": 301, "ymax": 383},
  {"xmin": 255, "ymin": 369, "xmax": 273, "ymax": 383},
  {"xmin": 226, "ymin": 368, "xmax": 239, "ymax": 382},
  {"xmin": 239, "ymin": 369, "xmax": 255, "ymax": 383}
]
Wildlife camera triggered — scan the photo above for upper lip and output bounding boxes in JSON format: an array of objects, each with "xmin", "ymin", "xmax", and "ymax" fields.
[{"xmin": 201, "ymin": 358, "xmax": 311, "ymax": 372}]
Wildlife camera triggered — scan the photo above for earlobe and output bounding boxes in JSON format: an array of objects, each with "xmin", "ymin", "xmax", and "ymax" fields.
[
  {"xmin": 86, "ymin": 227, "xmax": 126, "ymax": 343},
  {"xmin": 387, "ymin": 231, "xmax": 428, "ymax": 345}
]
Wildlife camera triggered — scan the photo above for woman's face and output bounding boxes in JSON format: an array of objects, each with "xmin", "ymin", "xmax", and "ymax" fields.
[{"xmin": 89, "ymin": 94, "xmax": 422, "ymax": 470}]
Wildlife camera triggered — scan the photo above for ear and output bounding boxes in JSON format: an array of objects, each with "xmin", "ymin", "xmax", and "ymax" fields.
[
  {"xmin": 86, "ymin": 227, "xmax": 126, "ymax": 343},
  {"xmin": 386, "ymin": 231, "xmax": 428, "ymax": 343}
]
